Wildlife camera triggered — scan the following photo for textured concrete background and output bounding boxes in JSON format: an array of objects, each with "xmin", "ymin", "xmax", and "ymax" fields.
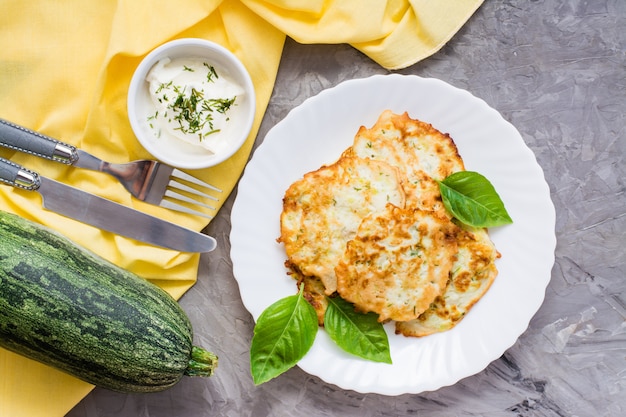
[{"xmin": 67, "ymin": 0, "xmax": 625, "ymax": 416}]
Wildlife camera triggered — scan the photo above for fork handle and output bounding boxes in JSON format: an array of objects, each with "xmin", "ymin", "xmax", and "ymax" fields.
[{"xmin": 0, "ymin": 119, "xmax": 79, "ymax": 164}]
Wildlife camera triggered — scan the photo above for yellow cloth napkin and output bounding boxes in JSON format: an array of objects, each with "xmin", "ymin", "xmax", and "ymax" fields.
[
  {"xmin": 242, "ymin": 0, "xmax": 484, "ymax": 70},
  {"xmin": 0, "ymin": 1, "xmax": 482, "ymax": 416}
]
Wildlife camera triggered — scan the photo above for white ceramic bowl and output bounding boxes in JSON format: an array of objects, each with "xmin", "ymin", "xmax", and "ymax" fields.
[{"xmin": 127, "ymin": 38, "xmax": 255, "ymax": 169}]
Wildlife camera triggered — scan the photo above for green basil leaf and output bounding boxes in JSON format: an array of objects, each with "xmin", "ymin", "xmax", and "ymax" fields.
[
  {"xmin": 438, "ymin": 171, "xmax": 513, "ymax": 228},
  {"xmin": 250, "ymin": 285, "xmax": 318, "ymax": 385},
  {"xmin": 324, "ymin": 296, "xmax": 392, "ymax": 364}
]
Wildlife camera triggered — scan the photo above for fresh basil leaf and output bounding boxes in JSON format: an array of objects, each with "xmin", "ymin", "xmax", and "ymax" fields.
[
  {"xmin": 250, "ymin": 285, "xmax": 318, "ymax": 385},
  {"xmin": 324, "ymin": 296, "xmax": 392, "ymax": 364},
  {"xmin": 438, "ymin": 171, "xmax": 513, "ymax": 228}
]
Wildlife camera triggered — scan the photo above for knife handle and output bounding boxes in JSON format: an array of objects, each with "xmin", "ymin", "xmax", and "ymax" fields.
[
  {"xmin": 0, "ymin": 157, "xmax": 41, "ymax": 191},
  {"xmin": 0, "ymin": 119, "xmax": 79, "ymax": 164}
]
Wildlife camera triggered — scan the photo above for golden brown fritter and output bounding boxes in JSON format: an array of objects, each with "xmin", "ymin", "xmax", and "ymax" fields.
[
  {"xmin": 279, "ymin": 155, "xmax": 406, "ymax": 294},
  {"xmin": 347, "ymin": 110, "xmax": 464, "ymax": 214},
  {"xmin": 288, "ymin": 265, "xmax": 328, "ymax": 326},
  {"xmin": 335, "ymin": 204, "xmax": 461, "ymax": 322},
  {"xmin": 395, "ymin": 225, "xmax": 499, "ymax": 336},
  {"xmin": 349, "ymin": 110, "xmax": 464, "ymax": 180}
]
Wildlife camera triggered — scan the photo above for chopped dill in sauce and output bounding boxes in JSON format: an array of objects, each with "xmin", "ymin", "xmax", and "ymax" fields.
[{"xmin": 145, "ymin": 57, "xmax": 243, "ymax": 148}]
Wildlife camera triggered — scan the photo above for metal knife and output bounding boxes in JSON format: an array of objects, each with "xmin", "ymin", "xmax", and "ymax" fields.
[{"xmin": 0, "ymin": 157, "xmax": 216, "ymax": 253}]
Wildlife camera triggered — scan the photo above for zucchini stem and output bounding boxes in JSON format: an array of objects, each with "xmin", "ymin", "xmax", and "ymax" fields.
[{"xmin": 185, "ymin": 346, "xmax": 218, "ymax": 377}]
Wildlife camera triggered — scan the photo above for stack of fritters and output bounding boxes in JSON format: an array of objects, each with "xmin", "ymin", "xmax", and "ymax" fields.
[{"xmin": 278, "ymin": 110, "xmax": 499, "ymax": 337}]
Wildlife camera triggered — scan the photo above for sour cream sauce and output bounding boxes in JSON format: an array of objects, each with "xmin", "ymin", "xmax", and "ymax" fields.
[{"xmin": 145, "ymin": 56, "xmax": 244, "ymax": 153}]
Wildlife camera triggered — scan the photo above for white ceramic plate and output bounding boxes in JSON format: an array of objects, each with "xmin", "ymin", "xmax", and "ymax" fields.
[{"xmin": 230, "ymin": 74, "xmax": 556, "ymax": 395}]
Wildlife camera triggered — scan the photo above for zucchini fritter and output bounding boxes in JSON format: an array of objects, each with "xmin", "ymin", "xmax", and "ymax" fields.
[
  {"xmin": 279, "ymin": 155, "xmax": 406, "ymax": 294},
  {"xmin": 335, "ymin": 204, "xmax": 461, "ymax": 322}
]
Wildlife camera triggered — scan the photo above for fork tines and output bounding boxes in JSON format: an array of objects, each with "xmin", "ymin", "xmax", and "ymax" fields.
[{"xmin": 161, "ymin": 169, "xmax": 223, "ymax": 218}]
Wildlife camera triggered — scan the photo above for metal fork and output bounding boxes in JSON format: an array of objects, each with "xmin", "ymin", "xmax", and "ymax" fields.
[{"xmin": 0, "ymin": 119, "xmax": 222, "ymax": 218}]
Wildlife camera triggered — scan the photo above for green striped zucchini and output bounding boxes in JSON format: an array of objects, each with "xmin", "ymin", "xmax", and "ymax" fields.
[{"xmin": 0, "ymin": 210, "xmax": 217, "ymax": 392}]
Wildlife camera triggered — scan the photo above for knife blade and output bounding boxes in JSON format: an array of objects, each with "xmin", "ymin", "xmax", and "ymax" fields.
[{"xmin": 0, "ymin": 157, "xmax": 216, "ymax": 253}]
